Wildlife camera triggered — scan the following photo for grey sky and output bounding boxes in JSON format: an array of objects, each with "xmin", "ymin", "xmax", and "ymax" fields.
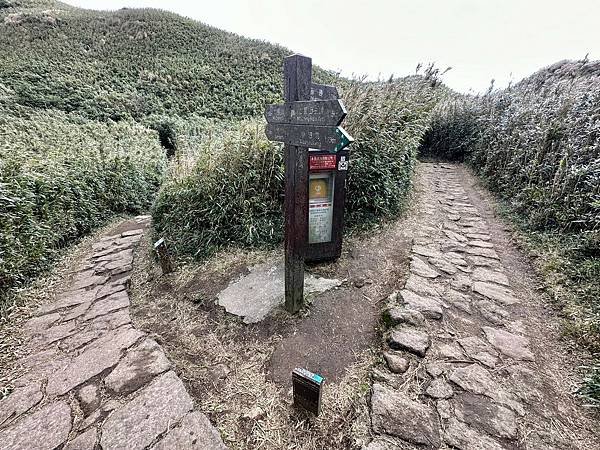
[{"xmin": 64, "ymin": 0, "xmax": 599, "ymax": 93}]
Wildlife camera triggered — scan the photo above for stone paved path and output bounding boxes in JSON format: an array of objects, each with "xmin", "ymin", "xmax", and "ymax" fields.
[
  {"xmin": 0, "ymin": 216, "xmax": 226, "ymax": 450},
  {"xmin": 367, "ymin": 163, "xmax": 600, "ymax": 450}
]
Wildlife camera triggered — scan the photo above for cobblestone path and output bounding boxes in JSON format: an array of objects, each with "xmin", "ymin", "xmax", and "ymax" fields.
[
  {"xmin": 367, "ymin": 163, "xmax": 600, "ymax": 450},
  {"xmin": 0, "ymin": 217, "xmax": 226, "ymax": 450}
]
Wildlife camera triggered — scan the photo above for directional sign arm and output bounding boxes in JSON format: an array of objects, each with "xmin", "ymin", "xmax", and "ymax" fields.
[
  {"xmin": 266, "ymin": 124, "xmax": 354, "ymax": 153},
  {"xmin": 310, "ymin": 83, "xmax": 339, "ymax": 100},
  {"xmin": 265, "ymin": 99, "xmax": 347, "ymax": 126}
]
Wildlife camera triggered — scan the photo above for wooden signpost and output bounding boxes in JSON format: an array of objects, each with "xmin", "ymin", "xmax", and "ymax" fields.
[{"xmin": 265, "ymin": 54, "xmax": 353, "ymax": 313}]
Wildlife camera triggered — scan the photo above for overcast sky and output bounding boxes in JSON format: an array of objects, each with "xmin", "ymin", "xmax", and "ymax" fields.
[{"xmin": 64, "ymin": 0, "xmax": 599, "ymax": 93}]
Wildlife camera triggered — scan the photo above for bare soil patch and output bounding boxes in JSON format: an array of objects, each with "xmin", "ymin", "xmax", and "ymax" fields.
[{"xmin": 128, "ymin": 206, "xmax": 416, "ymax": 448}]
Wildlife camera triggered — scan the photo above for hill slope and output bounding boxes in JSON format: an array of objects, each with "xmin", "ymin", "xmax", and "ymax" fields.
[{"xmin": 0, "ymin": 0, "xmax": 336, "ymax": 121}]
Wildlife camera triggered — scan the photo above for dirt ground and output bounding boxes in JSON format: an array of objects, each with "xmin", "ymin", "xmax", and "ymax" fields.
[{"xmin": 128, "ymin": 203, "xmax": 416, "ymax": 449}]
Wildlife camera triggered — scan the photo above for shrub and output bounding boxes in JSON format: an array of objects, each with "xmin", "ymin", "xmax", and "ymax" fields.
[
  {"xmin": 0, "ymin": 106, "xmax": 167, "ymax": 309},
  {"xmin": 152, "ymin": 77, "xmax": 443, "ymax": 257}
]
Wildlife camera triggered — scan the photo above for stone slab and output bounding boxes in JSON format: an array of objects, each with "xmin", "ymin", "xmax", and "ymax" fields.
[
  {"xmin": 473, "ymin": 281, "xmax": 519, "ymax": 305},
  {"xmin": 388, "ymin": 328, "xmax": 431, "ymax": 357},
  {"xmin": 100, "ymin": 372, "xmax": 193, "ymax": 450},
  {"xmin": 0, "ymin": 382, "xmax": 43, "ymax": 427},
  {"xmin": 371, "ymin": 383, "xmax": 440, "ymax": 447},
  {"xmin": 0, "ymin": 401, "xmax": 71, "ymax": 450},
  {"xmin": 399, "ymin": 290, "xmax": 443, "ymax": 320},
  {"xmin": 217, "ymin": 259, "xmax": 341, "ymax": 323},
  {"xmin": 482, "ymin": 326, "xmax": 535, "ymax": 361},
  {"xmin": 47, "ymin": 326, "xmax": 144, "ymax": 396},
  {"xmin": 105, "ymin": 338, "xmax": 171, "ymax": 395},
  {"xmin": 152, "ymin": 411, "xmax": 226, "ymax": 450}
]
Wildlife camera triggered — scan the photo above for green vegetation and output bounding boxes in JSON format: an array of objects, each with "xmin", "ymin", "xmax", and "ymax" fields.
[
  {"xmin": 153, "ymin": 76, "xmax": 445, "ymax": 258},
  {"xmin": 0, "ymin": 105, "xmax": 167, "ymax": 309},
  {"xmin": 420, "ymin": 59, "xmax": 600, "ymax": 405}
]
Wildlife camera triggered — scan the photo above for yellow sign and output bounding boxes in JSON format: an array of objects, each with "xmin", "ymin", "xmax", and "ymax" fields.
[{"xmin": 309, "ymin": 178, "xmax": 329, "ymax": 201}]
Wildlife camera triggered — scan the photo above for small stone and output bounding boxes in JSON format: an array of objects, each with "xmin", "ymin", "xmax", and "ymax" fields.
[
  {"xmin": 468, "ymin": 240, "xmax": 494, "ymax": 249},
  {"xmin": 473, "ymin": 300, "xmax": 508, "ymax": 325},
  {"xmin": 354, "ymin": 277, "xmax": 366, "ymax": 288},
  {"xmin": 383, "ymin": 352, "xmax": 410, "ymax": 373},
  {"xmin": 77, "ymin": 384, "xmax": 101, "ymax": 415},
  {"xmin": 426, "ymin": 378, "xmax": 454, "ymax": 399},
  {"xmin": 453, "ymin": 393, "xmax": 518, "ymax": 439},
  {"xmin": 448, "ymin": 214, "xmax": 461, "ymax": 221},
  {"xmin": 384, "ymin": 307, "xmax": 425, "ymax": 327},
  {"xmin": 388, "ymin": 328, "xmax": 431, "ymax": 357},
  {"xmin": 473, "ymin": 281, "xmax": 519, "ymax": 305},
  {"xmin": 371, "ymin": 383, "xmax": 440, "ymax": 447},
  {"xmin": 472, "ymin": 268, "xmax": 510, "ymax": 287},
  {"xmin": 105, "ymin": 339, "xmax": 171, "ymax": 395},
  {"xmin": 152, "ymin": 411, "xmax": 226, "ymax": 450},
  {"xmin": 466, "ymin": 255, "xmax": 497, "ymax": 267},
  {"xmin": 0, "ymin": 382, "xmax": 43, "ymax": 427},
  {"xmin": 242, "ymin": 406, "xmax": 266, "ymax": 421},
  {"xmin": 410, "ymin": 256, "xmax": 440, "ymax": 279},
  {"xmin": 436, "ymin": 399, "xmax": 453, "ymax": 420},
  {"xmin": 100, "ymin": 372, "xmax": 193, "ymax": 450},
  {"xmin": 437, "ymin": 342, "xmax": 464, "ymax": 360},
  {"xmin": 425, "ymin": 361, "xmax": 449, "ymax": 378},
  {"xmin": 399, "ymin": 290, "xmax": 443, "ymax": 320},
  {"xmin": 428, "ymin": 257, "xmax": 457, "ymax": 275},
  {"xmin": 64, "ymin": 428, "xmax": 98, "ymax": 450},
  {"xmin": 443, "ymin": 417, "xmax": 504, "ymax": 450},
  {"xmin": 482, "ymin": 326, "xmax": 535, "ymax": 361},
  {"xmin": 0, "ymin": 401, "xmax": 71, "ymax": 450}
]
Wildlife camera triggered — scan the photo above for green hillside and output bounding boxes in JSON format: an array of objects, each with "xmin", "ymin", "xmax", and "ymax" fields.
[{"xmin": 0, "ymin": 0, "xmax": 336, "ymax": 121}]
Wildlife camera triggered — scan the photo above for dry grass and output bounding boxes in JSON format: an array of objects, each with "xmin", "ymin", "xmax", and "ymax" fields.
[{"xmin": 128, "ymin": 234, "xmax": 377, "ymax": 449}]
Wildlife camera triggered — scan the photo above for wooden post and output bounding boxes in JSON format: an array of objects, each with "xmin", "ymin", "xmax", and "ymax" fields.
[
  {"xmin": 153, "ymin": 238, "xmax": 174, "ymax": 275},
  {"xmin": 283, "ymin": 54, "xmax": 311, "ymax": 313}
]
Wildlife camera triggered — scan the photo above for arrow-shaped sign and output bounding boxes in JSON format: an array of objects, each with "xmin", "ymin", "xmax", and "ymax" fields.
[
  {"xmin": 266, "ymin": 124, "xmax": 353, "ymax": 153},
  {"xmin": 310, "ymin": 84, "xmax": 339, "ymax": 100},
  {"xmin": 265, "ymin": 99, "xmax": 347, "ymax": 126}
]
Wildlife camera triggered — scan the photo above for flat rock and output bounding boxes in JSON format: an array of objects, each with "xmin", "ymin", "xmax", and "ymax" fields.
[
  {"xmin": 466, "ymin": 247, "xmax": 499, "ymax": 259},
  {"xmin": 404, "ymin": 275, "xmax": 441, "ymax": 298},
  {"xmin": 105, "ymin": 338, "xmax": 171, "ymax": 395},
  {"xmin": 47, "ymin": 326, "xmax": 144, "ymax": 396},
  {"xmin": 468, "ymin": 240, "xmax": 494, "ymax": 249},
  {"xmin": 23, "ymin": 313, "xmax": 61, "ymax": 334},
  {"xmin": 426, "ymin": 378, "xmax": 454, "ymax": 399},
  {"xmin": 412, "ymin": 245, "xmax": 443, "ymax": 259},
  {"xmin": 482, "ymin": 326, "xmax": 535, "ymax": 361},
  {"xmin": 152, "ymin": 411, "xmax": 226, "ymax": 450},
  {"xmin": 399, "ymin": 290, "xmax": 443, "ymax": 320},
  {"xmin": 450, "ymin": 274, "xmax": 472, "ymax": 291},
  {"xmin": 445, "ymin": 289, "xmax": 472, "ymax": 313},
  {"xmin": 29, "ymin": 321, "xmax": 78, "ymax": 348},
  {"xmin": 95, "ymin": 280, "xmax": 127, "ymax": 300},
  {"xmin": 388, "ymin": 328, "xmax": 431, "ymax": 357},
  {"xmin": 453, "ymin": 393, "xmax": 518, "ymax": 439},
  {"xmin": 473, "ymin": 281, "xmax": 518, "ymax": 305},
  {"xmin": 410, "ymin": 256, "xmax": 440, "ymax": 279},
  {"xmin": 83, "ymin": 290, "xmax": 129, "ymax": 321},
  {"xmin": 383, "ymin": 352, "xmax": 410, "ymax": 373},
  {"xmin": 217, "ymin": 259, "xmax": 341, "ymax": 323},
  {"xmin": 100, "ymin": 372, "xmax": 193, "ymax": 450},
  {"xmin": 443, "ymin": 417, "xmax": 504, "ymax": 450},
  {"xmin": 472, "ymin": 268, "xmax": 510, "ymax": 287},
  {"xmin": 89, "ymin": 309, "xmax": 132, "ymax": 331},
  {"xmin": 64, "ymin": 428, "xmax": 97, "ymax": 450},
  {"xmin": 384, "ymin": 306, "xmax": 425, "ymax": 327},
  {"xmin": 0, "ymin": 401, "xmax": 71, "ymax": 450},
  {"xmin": 449, "ymin": 364, "xmax": 524, "ymax": 414},
  {"xmin": 443, "ymin": 229, "xmax": 468, "ymax": 243},
  {"xmin": 371, "ymin": 383, "xmax": 441, "ymax": 447},
  {"xmin": 466, "ymin": 233, "xmax": 491, "ymax": 241},
  {"xmin": 428, "ymin": 257, "xmax": 457, "ymax": 275},
  {"xmin": 0, "ymin": 382, "xmax": 43, "ymax": 427},
  {"xmin": 457, "ymin": 336, "xmax": 499, "ymax": 368}
]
